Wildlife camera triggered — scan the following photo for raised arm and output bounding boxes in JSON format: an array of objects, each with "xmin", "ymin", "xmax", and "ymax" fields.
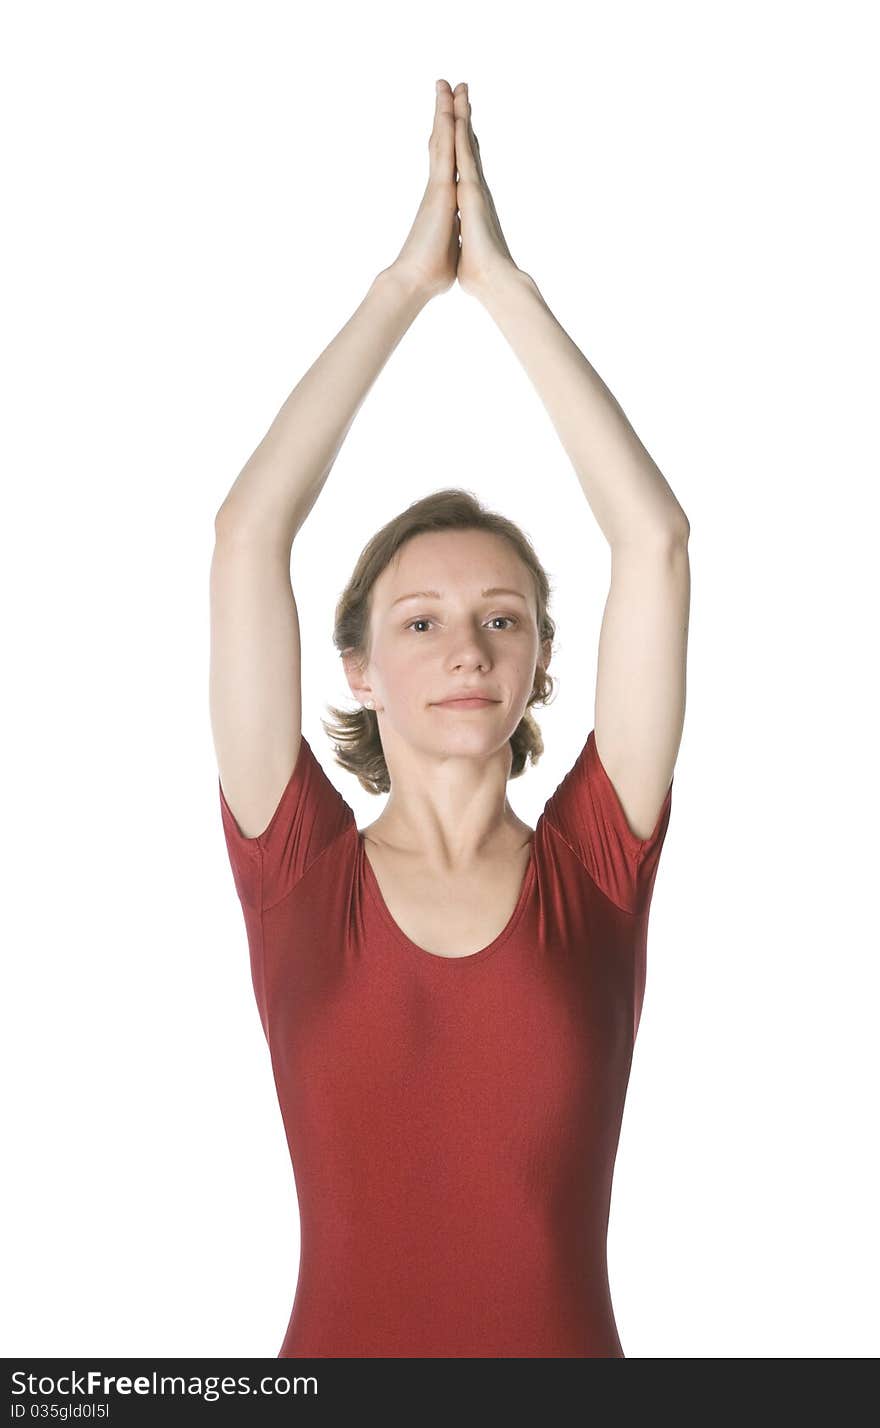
[
  {"xmin": 451, "ymin": 83, "xmax": 689, "ymax": 838},
  {"xmin": 214, "ymin": 268, "xmax": 429, "ymax": 550},
  {"xmin": 211, "ymin": 81, "xmax": 460, "ymax": 839}
]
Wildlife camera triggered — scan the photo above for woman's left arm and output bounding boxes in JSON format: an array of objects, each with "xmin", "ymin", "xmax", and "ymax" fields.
[
  {"xmin": 453, "ymin": 83, "xmax": 688, "ymax": 834},
  {"xmin": 478, "ymin": 264, "xmax": 689, "ymax": 548}
]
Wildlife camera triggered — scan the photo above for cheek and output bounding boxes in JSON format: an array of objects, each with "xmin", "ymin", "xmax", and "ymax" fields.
[{"xmin": 379, "ymin": 645, "xmax": 426, "ymax": 702}]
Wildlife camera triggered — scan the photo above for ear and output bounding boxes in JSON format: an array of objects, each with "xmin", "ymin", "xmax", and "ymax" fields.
[{"xmin": 341, "ymin": 650, "xmax": 372, "ymax": 706}]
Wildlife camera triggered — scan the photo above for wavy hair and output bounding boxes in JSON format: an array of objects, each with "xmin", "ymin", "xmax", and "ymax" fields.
[{"xmin": 321, "ymin": 487, "xmax": 557, "ymax": 795}]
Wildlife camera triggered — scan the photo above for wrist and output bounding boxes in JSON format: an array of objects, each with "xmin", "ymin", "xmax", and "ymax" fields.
[
  {"xmin": 473, "ymin": 261, "xmax": 538, "ymax": 308},
  {"xmin": 373, "ymin": 263, "xmax": 435, "ymax": 312}
]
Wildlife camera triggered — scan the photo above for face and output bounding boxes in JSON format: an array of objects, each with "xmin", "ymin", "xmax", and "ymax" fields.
[{"xmin": 347, "ymin": 529, "xmax": 550, "ymax": 766}]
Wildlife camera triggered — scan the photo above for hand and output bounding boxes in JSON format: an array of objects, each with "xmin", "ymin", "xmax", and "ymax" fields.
[
  {"xmin": 452, "ymin": 82, "xmax": 518, "ymax": 299},
  {"xmin": 387, "ymin": 80, "xmax": 460, "ymax": 302}
]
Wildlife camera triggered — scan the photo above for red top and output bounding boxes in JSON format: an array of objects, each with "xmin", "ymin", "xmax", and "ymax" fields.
[{"xmin": 219, "ymin": 729, "xmax": 673, "ymax": 1358}]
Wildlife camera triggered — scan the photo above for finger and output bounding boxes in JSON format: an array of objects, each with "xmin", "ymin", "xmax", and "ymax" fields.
[
  {"xmin": 470, "ymin": 123, "xmax": 486, "ymax": 184},
  {"xmin": 466, "ymin": 98, "xmax": 486, "ymax": 183},
  {"xmin": 429, "ymin": 78, "xmax": 455, "ymax": 180},
  {"xmin": 452, "ymin": 83, "xmax": 479, "ymax": 183}
]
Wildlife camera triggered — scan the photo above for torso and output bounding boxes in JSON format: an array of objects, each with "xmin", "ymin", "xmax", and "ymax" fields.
[
  {"xmin": 218, "ymin": 730, "xmax": 673, "ymax": 1356},
  {"xmin": 359, "ymin": 823, "xmax": 535, "ymax": 959}
]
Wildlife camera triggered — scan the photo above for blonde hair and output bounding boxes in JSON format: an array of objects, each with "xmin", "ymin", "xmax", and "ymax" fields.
[{"xmin": 321, "ymin": 487, "xmax": 557, "ymax": 795}]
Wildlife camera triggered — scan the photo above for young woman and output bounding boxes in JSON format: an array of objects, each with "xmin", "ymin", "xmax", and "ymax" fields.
[{"xmin": 210, "ymin": 79, "xmax": 689, "ymax": 1358}]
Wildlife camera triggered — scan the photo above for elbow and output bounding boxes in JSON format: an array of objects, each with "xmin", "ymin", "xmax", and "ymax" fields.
[
  {"xmin": 213, "ymin": 501, "xmax": 299, "ymax": 556},
  {"xmin": 214, "ymin": 502, "xmax": 236, "ymax": 539},
  {"xmin": 213, "ymin": 500, "xmax": 262, "ymax": 545},
  {"xmin": 658, "ymin": 505, "xmax": 691, "ymax": 548},
  {"xmin": 616, "ymin": 510, "xmax": 690, "ymax": 554}
]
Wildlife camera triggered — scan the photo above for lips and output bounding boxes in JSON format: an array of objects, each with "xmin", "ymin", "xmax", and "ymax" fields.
[
  {"xmin": 434, "ymin": 697, "xmax": 499, "ymax": 708},
  {"xmin": 435, "ymin": 691, "xmax": 499, "ymax": 701}
]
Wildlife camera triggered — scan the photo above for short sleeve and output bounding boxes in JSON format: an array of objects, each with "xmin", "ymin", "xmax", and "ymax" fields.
[
  {"xmin": 542, "ymin": 729, "xmax": 673, "ymax": 915},
  {"xmin": 218, "ymin": 734, "xmax": 355, "ymax": 913}
]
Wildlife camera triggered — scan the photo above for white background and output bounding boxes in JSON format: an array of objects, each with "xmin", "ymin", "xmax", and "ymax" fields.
[{"xmin": 4, "ymin": 0, "xmax": 878, "ymax": 1359}]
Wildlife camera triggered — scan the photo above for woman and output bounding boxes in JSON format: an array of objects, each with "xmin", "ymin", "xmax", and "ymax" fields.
[{"xmin": 210, "ymin": 79, "xmax": 689, "ymax": 1358}]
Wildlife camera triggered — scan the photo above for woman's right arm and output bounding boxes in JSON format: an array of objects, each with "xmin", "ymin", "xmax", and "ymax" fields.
[
  {"xmin": 210, "ymin": 264, "xmax": 431, "ymax": 840},
  {"xmin": 214, "ymin": 266, "xmax": 431, "ymax": 546}
]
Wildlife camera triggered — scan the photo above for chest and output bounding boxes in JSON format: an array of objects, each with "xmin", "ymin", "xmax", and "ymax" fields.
[{"xmin": 361, "ymin": 837, "xmax": 534, "ymax": 959}]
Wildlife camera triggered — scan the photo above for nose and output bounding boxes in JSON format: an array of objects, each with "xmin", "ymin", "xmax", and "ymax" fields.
[
  {"xmin": 443, "ymin": 619, "xmax": 497, "ymax": 673},
  {"xmin": 449, "ymin": 640, "xmax": 490, "ymax": 672}
]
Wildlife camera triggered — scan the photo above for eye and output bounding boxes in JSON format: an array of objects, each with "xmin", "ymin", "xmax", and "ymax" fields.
[{"xmin": 404, "ymin": 616, "xmax": 519, "ymax": 633}]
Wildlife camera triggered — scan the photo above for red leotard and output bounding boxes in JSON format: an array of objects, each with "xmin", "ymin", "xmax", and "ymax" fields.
[{"xmin": 219, "ymin": 729, "xmax": 672, "ymax": 1357}]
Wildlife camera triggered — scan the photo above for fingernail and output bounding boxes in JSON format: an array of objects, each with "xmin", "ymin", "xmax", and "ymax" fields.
[{"xmin": 435, "ymin": 79, "xmax": 442, "ymax": 93}]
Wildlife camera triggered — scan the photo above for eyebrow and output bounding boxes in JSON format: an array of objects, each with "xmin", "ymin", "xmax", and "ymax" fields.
[{"xmin": 389, "ymin": 587, "xmax": 530, "ymax": 608}]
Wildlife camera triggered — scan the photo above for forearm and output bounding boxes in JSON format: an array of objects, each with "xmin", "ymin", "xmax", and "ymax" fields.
[
  {"xmin": 479, "ymin": 265, "xmax": 689, "ymax": 547},
  {"xmin": 215, "ymin": 266, "xmax": 430, "ymax": 548}
]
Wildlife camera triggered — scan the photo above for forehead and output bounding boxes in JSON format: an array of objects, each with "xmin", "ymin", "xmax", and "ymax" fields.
[{"xmin": 376, "ymin": 529, "xmax": 528, "ymax": 604}]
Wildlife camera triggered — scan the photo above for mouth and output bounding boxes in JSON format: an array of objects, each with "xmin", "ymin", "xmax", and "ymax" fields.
[{"xmin": 433, "ymin": 698, "xmax": 499, "ymax": 709}]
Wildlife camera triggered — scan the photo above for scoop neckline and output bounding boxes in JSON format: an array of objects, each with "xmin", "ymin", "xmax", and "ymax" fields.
[{"xmin": 356, "ymin": 822, "xmax": 537, "ymax": 967}]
